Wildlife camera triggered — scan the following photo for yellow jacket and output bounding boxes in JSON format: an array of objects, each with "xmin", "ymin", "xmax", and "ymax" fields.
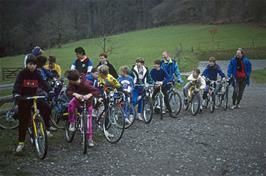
[
  {"xmin": 44, "ymin": 64, "xmax": 62, "ymax": 78},
  {"xmin": 98, "ymin": 74, "xmax": 121, "ymax": 89}
]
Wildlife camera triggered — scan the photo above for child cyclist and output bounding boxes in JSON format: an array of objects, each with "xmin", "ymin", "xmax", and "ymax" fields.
[
  {"xmin": 86, "ymin": 67, "xmax": 99, "ymax": 88},
  {"xmin": 118, "ymin": 66, "xmax": 135, "ymax": 123},
  {"xmin": 131, "ymin": 57, "xmax": 153, "ymax": 121},
  {"xmin": 66, "ymin": 70, "xmax": 100, "ymax": 147},
  {"xmin": 183, "ymin": 69, "xmax": 206, "ymax": 108},
  {"xmin": 13, "ymin": 54, "xmax": 53, "ymax": 152},
  {"xmin": 98, "ymin": 65, "xmax": 121, "ymax": 92},
  {"xmin": 150, "ymin": 59, "xmax": 173, "ymax": 117},
  {"xmin": 201, "ymin": 57, "xmax": 225, "ymax": 107}
]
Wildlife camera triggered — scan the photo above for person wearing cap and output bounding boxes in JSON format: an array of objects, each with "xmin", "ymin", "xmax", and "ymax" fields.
[
  {"xmin": 96, "ymin": 53, "xmax": 118, "ymax": 79},
  {"xmin": 70, "ymin": 47, "xmax": 93, "ymax": 75},
  {"xmin": 44, "ymin": 56, "xmax": 62, "ymax": 78},
  {"xmin": 201, "ymin": 56, "xmax": 225, "ymax": 107},
  {"xmin": 24, "ymin": 46, "xmax": 44, "ymax": 67},
  {"xmin": 227, "ymin": 48, "xmax": 252, "ymax": 109}
]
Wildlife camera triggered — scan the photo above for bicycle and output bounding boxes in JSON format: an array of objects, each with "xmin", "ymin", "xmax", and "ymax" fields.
[
  {"xmin": 65, "ymin": 98, "xmax": 90, "ymax": 154},
  {"xmin": 166, "ymin": 81, "xmax": 183, "ymax": 118},
  {"xmin": 93, "ymin": 88, "xmax": 125, "ymax": 143},
  {"xmin": 0, "ymin": 96, "xmax": 19, "ymax": 129},
  {"xmin": 203, "ymin": 78, "xmax": 217, "ymax": 113},
  {"xmin": 120, "ymin": 91, "xmax": 136, "ymax": 129},
  {"xmin": 183, "ymin": 82, "xmax": 201, "ymax": 116},
  {"xmin": 134, "ymin": 84, "xmax": 154, "ymax": 124},
  {"xmin": 18, "ymin": 95, "xmax": 48, "ymax": 159},
  {"xmin": 49, "ymin": 79, "xmax": 70, "ymax": 129},
  {"xmin": 215, "ymin": 78, "xmax": 230, "ymax": 110}
]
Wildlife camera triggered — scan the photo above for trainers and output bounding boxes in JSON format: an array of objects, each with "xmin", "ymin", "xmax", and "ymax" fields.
[
  {"xmin": 129, "ymin": 115, "xmax": 134, "ymax": 122},
  {"xmin": 16, "ymin": 142, "xmax": 24, "ymax": 152},
  {"xmin": 69, "ymin": 123, "xmax": 75, "ymax": 132},
  {"xmin": 88, "ymin": 140, "xmax": 94, "ymax": 147},
  {"xmin": 137, "ymin": 113, "xmax": 143, "ymax": 121},
  {"xmin": 230, "ymin": 105, "xmax": 237, "ymax": 110},
  {"xmin": 236, "ymin": 104, "xmax": 240, "ymax": 109},
  {"xmin": 105, "ymin": 131, "xmax": 114, "ymax": 138},
  {"xmin": 125, "ymin": 118, "xmax": 131, "ymax": 124},
  {"xmin": 48, "ymin": 126, "xmax": 57, "ymax": 131},
  {"xmin": 46, "ymin": 130, "xmax": 53, "ymax": 137}
]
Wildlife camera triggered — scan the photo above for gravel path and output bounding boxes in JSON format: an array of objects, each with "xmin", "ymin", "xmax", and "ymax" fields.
[{"xmin": 12, "ymin": 83, "xmax": 265, "ymax": 176}]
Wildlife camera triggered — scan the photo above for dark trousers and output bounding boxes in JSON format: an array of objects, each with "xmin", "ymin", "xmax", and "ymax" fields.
[
  {"xmin": 232, "ymin": 77, "xmax": 246, "ymax": 105},
  {"xmin": 18, "ymin": 99, "xmax": 51, "ymax": 142},
  {"xmin": 152, "ymin": 86, "xmax": 172, "ymax": 112}
]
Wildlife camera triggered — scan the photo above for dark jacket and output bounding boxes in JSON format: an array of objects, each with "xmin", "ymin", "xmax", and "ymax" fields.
[
  {"xmin": 66, "ymin": 76, "xmax": 100, "ymax": 98},
  {"xmin": 202, "ymin": 64, "xmax": 225, "ymax": 81},
  {"xmin": 13, "ymin": 68, "xmax": 51, "ymax": 96},
  {"xmin": 97, "ymin": 61, "xmax": 118, "ymax": 79},
  {"xmin": 150, "ymin": 68, "xmax": 171, "ymax": 85}
]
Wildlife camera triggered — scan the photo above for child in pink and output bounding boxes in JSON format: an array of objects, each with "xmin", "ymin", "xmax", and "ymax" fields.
[{"xmin": 66, "ymin": 70, "xmax": 100, "ymax": 147}]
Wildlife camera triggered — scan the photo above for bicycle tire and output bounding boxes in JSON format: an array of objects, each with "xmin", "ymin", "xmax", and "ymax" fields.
[
  {"xmin": 81, "ymin": 110, "xmax": 88, "ymax": 154},
  {"xmin": 124, "ymin": 102, "xmax": 136, "ymax": 129},
  {"xmin": 191, "ymin": 93, "xmax": 200, "ymax": 116},
  {"xmin": 159, "ymin": 94, "xmax": 163, "ymax": 120},
  {"xmin": 210, "ymin": 92, "xmax": 215, "ymax": 113},
  {"xmin": 103, "ymin": 105, "xmax": 125, "ymax": 143},
  {"xmin": 223, "ymin": 86, "xmax": 229, "ymax": 111},
  {"xmin": 169, "ymin": 91, "xmax": 182, "ymax": 118},
  {"xmin": 33, "ymin": 114, "xmax": 48, "ymax": 159},
  {"xmin": 65, "ymin": 121, "xmax": 76, "ymax": 143},
  {"xmin": 0, "ymin": 103, "xmax": 19, "ymax": 130},
  {"xmin": 143, "ymin": 97, "xmax": 153, "ymax": 124}
]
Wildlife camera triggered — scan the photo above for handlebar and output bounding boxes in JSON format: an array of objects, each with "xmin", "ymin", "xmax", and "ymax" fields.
[{"xmin": 15, "ymin": 95, "xmax": 47, "ymax": 100}]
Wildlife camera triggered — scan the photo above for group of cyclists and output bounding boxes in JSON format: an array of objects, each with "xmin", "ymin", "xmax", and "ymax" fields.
[{"xmin": 12, "ymin": 46, "xmax": 252, "ymax": 157}]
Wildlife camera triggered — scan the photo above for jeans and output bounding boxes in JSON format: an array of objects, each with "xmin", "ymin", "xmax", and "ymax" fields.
[{"xmin": 232, "ymin": 77, "xmax": 246, "ymax": 105}]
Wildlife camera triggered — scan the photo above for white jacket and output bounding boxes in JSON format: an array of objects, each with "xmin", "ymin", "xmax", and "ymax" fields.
[{"xmin": 187, "ymin": 74, "xmax": 206, "ymax": 89}]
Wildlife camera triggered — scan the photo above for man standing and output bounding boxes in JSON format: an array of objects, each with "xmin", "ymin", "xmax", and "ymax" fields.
[
  {"xmin": 161, "ymin": 51, "xmax": 183, "ymax": 83},
  {"xmin": 96, "ymin": 53, "xmax": 118, "ymax": 79},
  {"xmin": 70, "ymin": 47, "xmax": 93, "ymax": 75},
  {"xmin": 227, "ymin": 48, "xmax": 252, "ymax": 109}
]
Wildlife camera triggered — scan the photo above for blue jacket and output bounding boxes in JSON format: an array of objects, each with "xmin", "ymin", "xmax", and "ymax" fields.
[
  {"xmin": 118, "ymin": 75, "xmax": 134, "ymax": 92},
  {"xmin": 39, "ymin": 67, "xmax": 54, "ymax": 81},
  {"xmin": 150, "ymin": 68, "xmax": 171, "ymax": 85},
  {"xmin": 160, "ymin": 58, "xmax": 183, "ymax": 82},
  {"xmin": 202, "ymin": 64, "xmax": 225, "ymax": 81},
  {"xmin": 227, "ymin": 56, "xmax": 252, "ymax": 85},
  {"xmin": 86, "ymin": 73, "xmax": 98, "ymax": 88}
]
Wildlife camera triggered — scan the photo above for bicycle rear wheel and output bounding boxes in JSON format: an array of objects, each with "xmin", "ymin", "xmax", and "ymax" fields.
[
  {"xmin": 33, "ymin": 115, "xmax": 48, "ymax": 159},
  {"xmin": 169, "ymin": 91, "xmax": 182, "ymax": 118},
  {"xmin": 159, "ymin": 95, "xmax": 163, "ymax": 120},
  {"xmin": 143, "ymin": 97, "xmax": 153, "ymax": 124},
  {"xmin": 103, "ymin": 105, "xmax": 125, "ymax": 143},
  {"xmin": 50, "ymin": 107, "xmax": 65, "ymax": 129},
  {"xmin": 0, "ymin": 102, "xmax": 19, "ymax": 130},
  {"xmin": 191, "ymin": 93, "xmax": 200, "ymax": 116}
]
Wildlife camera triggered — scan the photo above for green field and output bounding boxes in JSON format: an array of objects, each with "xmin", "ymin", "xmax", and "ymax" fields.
[
  {"xmin": 1, "ymin": 24, "xmax": 266, "ymax": 81},
  {"xmin": 251, "ymin": 68, "xmax": 266, "ymax": 84}
]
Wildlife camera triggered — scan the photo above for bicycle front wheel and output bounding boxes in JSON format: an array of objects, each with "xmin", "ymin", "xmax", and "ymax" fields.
[
  {"xmin": 191, "ymin": 93, "xmax": 200, "ymax": 116},
  {"xmin": 223, "ymin": 86, "xmax": 229, "ymax": 111},
  {"xmin": 81, "ymin": 110, "xmax": 88, "ymax": 154},
  {"xmin": 33, "ymin": 115, "xmax": 48, "ymax": 159},
  {"xmin": 103, "ymin": 105, "xmax": 125, "ymax": 143},
  {"xmin": 210, "ymin": 93, "xmax": 216, "ymax": 113},
  {"xmin": 143, "ymin": 97, "xmax": 153, "ymax": 124},
  {"xmin": 169, "ymin": 91, "xmax": 182, "ymax": 118}
]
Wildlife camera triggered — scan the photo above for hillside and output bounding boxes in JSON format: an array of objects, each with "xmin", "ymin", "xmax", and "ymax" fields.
[{"xmin": 1, "ymin": 24, "xmax": 266, "ymax": 81}]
